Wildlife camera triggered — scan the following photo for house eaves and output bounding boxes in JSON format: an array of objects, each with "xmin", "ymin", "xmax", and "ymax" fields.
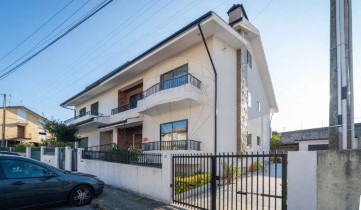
[{"xmin": 61, "ymin": 11, "xmax": 247, "ymax": 107}]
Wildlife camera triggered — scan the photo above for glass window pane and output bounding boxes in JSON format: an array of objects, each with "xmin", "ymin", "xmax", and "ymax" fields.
[
  {"xmin": 172, "ymin": 120, "xmax": 187, "ymax": 141},
  {"xmin": 1, "ymin": 160, "xmax": 48, "ymax": 178},
  {"xmin": 161, "ymin": 123, "xmax": 173, "ymax": 141}
]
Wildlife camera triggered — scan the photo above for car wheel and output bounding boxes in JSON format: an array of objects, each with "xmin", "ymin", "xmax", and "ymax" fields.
[{"xmin": 69, "ymin": 185, "xmax": 93, "ymax": 206}]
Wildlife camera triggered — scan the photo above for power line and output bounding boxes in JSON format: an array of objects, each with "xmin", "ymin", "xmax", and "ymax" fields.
[
  {"xmin": 0, "ymin": 0, "xmax": 74, "ymax": 63},
  {"xmin": 251, "ymin": 0, "xmax": 275, "ymax": 22},
  {"xmin": 0, "ymin": 0, "xmax": 92, "ymax": 75},
  {"xmin": 0, "ymin": 0, "xmax": 113, "ymax": 81}
]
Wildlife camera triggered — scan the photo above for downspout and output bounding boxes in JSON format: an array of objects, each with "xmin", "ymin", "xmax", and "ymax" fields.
[{"xmin": 198, "ymin": 23, "xmax": 218, "ymax": 155}]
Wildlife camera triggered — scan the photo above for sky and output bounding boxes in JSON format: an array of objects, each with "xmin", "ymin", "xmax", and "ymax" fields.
[{"xmin": 0, "ymin": 0, "xmax": 360, "ymax": 132}]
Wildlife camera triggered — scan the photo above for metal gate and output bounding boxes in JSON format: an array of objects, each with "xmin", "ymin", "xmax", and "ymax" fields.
[
  {"xmin": 71, "ymin": 149, "xmax": 77, "ymax": 171},
  {"xmin": 172, "ymin": 153, "xmax": 287, "ymax": 210},
  {"xmin": 30, "ymin": 147, "xmax": 41, "ymax": 161},
  {"xmin": 58, "ymin": 148, "xmax": 65, "ymax": 170}
]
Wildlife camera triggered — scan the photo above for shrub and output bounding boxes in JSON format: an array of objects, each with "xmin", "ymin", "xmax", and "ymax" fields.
[
  {"xmin": 248, "ymin": 161, "xmax": 265, "ymax": 172},
  {"xmin": 174, "ymin": 173, "xmax": 211, "ymax": 194}
]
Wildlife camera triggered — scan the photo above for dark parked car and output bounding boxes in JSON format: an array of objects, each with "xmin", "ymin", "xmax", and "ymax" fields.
[
  {"xmin": 0, "ymin": 151, "xmax": 21, "ymax": 156},
  {"xmin": 0, "ymin": 155, "xmax": 104, "ymax": 210}
]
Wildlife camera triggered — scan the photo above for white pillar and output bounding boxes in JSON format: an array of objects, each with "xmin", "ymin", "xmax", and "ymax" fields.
[
  {"xmin": 288, "ymin": 151, "xmax": 317, "ymax": 210},
  {"xmin": 64, "ymin": 146, "xmax": 72, "ymax": 171},
  {"xmin": 26, "ymin": 147, "xmax": 31, "ymax": 158},
  {"xmin": 77, "ymin": 148, "xmax": 85, "ymax": 172},
  {"xmin": 112, "ymin": 128, "xmax": 118, "ymax": 144},
  {"xmin": 54, "ymin": 147, "xmax": 60, "ymax": 168},
  {"xmin": 161, "ymin": 152, "xmax": 172, "ymax": 204},
  {"xmin": 40, "ymin": 146, "xmax": 45, "ymax": 162}
]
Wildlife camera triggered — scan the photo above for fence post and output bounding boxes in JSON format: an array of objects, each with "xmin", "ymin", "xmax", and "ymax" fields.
[
  {"xmin": 161, "ymin": 152, "xmax": 173, "ymax": 204},
  {"xmin": 211, "ymin": 156, "xmax": 217, "ymax": 210},
  {"xmin": 26, "ymin": 147, "xmax": 31, "ymax": 158},
  {"xmin": 64, "ymin": 146, "xmax": 72, "ymax": 171},
  {"xmin": 40, "ymin": 146, "xmax": 45, "ymax": 162},
  {"xmin": 77, "ymin": 148, "xmax": 84, "ymax": 172},
  {"xmin": 54, "ymin": 147, "xmax": 60, "ymax": 168}
]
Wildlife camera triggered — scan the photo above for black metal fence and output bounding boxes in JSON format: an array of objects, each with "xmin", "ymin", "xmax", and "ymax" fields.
[
  {"xmin": 143, "ymin": 140, "xmax": 201, "ymax": 151},
  {"xmin": 172, "ymin": 152, "xmax": 287, "ymax": 210},
  {"xmin": 31, "ymin": 147, "xmax": 41, "ymax": 160},
  {"xmin": 86, "ymin": 143, "xmax": 117, "ymax": 151},
  {"xmin": 82, "ymin": 150, "xmax": 162, "ymax": 168}
]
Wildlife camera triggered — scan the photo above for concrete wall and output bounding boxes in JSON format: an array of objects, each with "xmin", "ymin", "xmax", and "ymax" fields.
[
  {"xmin": 77, "ymin": 149, "xmax": 172, "ymax": 203},
  {"xmin": 288, "ymin": 151, "xmax": 317, "ymax": 210},
  {"xmin": 317, "ymin": 150, "xmax": 361, "ymax": 210},
  {"xmin": 40, "ymin": 147, "xmax": 58, "ymax": 168},
  {"xmin": 288, "ymin": 150, "xmax": 361, "ymax": 210}
]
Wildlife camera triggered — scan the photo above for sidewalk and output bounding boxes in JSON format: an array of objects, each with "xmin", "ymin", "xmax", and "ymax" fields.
[{"xmin": 92, "ymin": 185, "xmax": 186, "ymax": 210}]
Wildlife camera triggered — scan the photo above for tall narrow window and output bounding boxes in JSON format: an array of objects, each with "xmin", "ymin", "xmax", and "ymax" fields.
[
  {"xmin": 248, "ymin": 92, "xmax": 252, "ymax": 108},
  {"xmin": 160, "ymin": 120, "xmax": 187, "ymax": 141},
  {"xmin": 91, "ymin": 102, "xmax": 99, "ymax": 115},
  {"xmin": 257, "ymin": 136, "xmax": 261, "ymax": 146},
  {"xmin": 257, "ymin": 101, "xmax": 261, "ymax": 112},
  {"xmin": 247, "ymin": 50, "xmax": 252, "ymax": 68},
  {"xmin": 247, "ymin": 133, "xmax": 252, "ymax": 147}
]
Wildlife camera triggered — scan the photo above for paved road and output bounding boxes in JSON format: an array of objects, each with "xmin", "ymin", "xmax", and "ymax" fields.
[{"xmin": 42, "ymin": 204, "xmax": 93, "ymax": 210}]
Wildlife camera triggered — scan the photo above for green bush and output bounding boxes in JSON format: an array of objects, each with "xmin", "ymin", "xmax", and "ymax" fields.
[{"xmin": 174, "ymin": 173, "xmax": 211, "ymax": 194}]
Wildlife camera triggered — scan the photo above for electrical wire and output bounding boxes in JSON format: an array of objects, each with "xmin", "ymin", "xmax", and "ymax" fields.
[
  {"xmin": 0, "ymin": 0, "xmax": 74, "ymax": 63},
  {"xmin": 0, "ymin": 0, "xmax": 113, "ymax": 81}
]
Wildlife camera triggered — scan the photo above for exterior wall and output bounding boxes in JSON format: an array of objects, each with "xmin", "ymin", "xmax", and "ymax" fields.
[
  {"xmin": 317, "ymin": 150, "xmax": 361, "ymax": 210},
  {"xmin": 0, "ymin": 107, "xmax": 45, "ymax": 145},
  {"xmin": 280, "ymin": 127, "xmax": 329, "ymax": 145},
  {"xmin": 212, "ymin": 37, "xmax": 238, "ymax": 153},
  {"xmin": 246, "ymin": 41, "xmax": 271, "ymax": 153},
  {"xmin": 77, "ymin": 129, "xmax": 100, "ymax": 147},
  {"xmin": 298, "ymin": 140, "xmax": 328, "ymax": 151},
  {"xmin": 77, "ymin": 150, "xmax": 172, "ymax": 203}
]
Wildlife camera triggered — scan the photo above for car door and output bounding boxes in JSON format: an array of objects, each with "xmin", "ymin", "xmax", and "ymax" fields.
[
  {"xmin": 0, "ymin": 175, "xmax": 4, "ymax": 209},
  {"xmin": 1, "ymin": 159, "xmax": 66, "ymax": 209}
]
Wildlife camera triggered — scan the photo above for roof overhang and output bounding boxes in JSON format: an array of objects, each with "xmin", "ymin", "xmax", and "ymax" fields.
[{"xmin": 61, "ymin": 12, "xmax": 247, "ymax": 107}]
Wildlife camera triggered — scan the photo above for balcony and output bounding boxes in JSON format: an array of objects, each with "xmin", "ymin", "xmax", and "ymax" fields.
[
  {"xmin": 142, "ymin": 140, "xmax": 201, "ymax": 151},
  {"xmin": 138, "ymin": 74, "xmax": 202, "ymax": 113},
  {"xmin": 64, "ymin": 111, "xmax": 109, "ymax": 126}
]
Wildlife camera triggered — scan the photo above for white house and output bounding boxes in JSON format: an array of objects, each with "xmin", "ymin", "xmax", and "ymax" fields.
[{"xmin": 61, "ymin": 4, "xmax": 278, "ymax": 154}]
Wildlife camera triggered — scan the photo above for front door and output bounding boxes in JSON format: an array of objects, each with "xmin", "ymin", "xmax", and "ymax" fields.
[
  {"xmin": 17, "ymin": 126, "xmax": 25, "ymax": 138},
  {"xmin": 0, "ymin": 159, "xmax": 65, "ymax": 209},
  {"xmin": 133, "ymin": 133, "xmax": 142, "ymax": 149}
]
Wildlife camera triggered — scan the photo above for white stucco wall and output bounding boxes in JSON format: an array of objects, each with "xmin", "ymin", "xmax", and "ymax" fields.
[
  {"xmin": 246, "ymin": 42, "xmax": 271, "ymax": 153},
  {"xmin": 77, "ymin": 150, "xmax": 172, "ymax": 203},
  {"xmin": 288, "ymin": 151, "xmax": 317, "ymax": 210}
]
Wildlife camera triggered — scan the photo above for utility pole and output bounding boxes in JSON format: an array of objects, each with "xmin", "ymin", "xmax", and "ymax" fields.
[
  {"xmin": 1, "ymin": 94, "xmax": 6, "ymax": 148},
  {"xmin": 329, "ymin": 0, "xmax": 354, "ymax": 150}
]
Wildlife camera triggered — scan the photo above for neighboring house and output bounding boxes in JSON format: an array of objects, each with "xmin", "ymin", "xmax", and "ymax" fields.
[
  {"xmin": 0, "ymin": 106, "xmax": 47, "ymax": 147},
  {"xmin": 61, "ymin": 4, "xmax": 278, "ymax": 154},
  {"xmin": 280, "ymin": 123, "xmax": 361, "ymax": 151}
]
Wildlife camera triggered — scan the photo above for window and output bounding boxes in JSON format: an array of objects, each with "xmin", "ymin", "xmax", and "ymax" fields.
[
  {"xmin": 247, "ymin": 50, "xmax": 252, "ymax": 68},
  {"xmin": 91, "ymin": 102, "xmax": 99, "ymax": 115},
  {"xmin": 160, "ymin": 120, "xmax": 187, "ymax": 141},
  {"xmin": 160, "ymin": 64, "xmax": 188, "ymax": 90},
  {"xmin": 257, "ymin": 136, "xmax": 261, "ymax": 146},
  {"xmin": 78, "ymin": 137, "xmax": 88, "ymax": 148},
  {"xmin": 129, "ymin": 93, "xmax": 143, "ymax": 109},
  {"xmin": 248, "ymin": 92, "xmax": 252, "ymax": 108},
  {"xmin": 247, "ymin": 133, "xmax": 252, "ymax": 147},
  {"xmin": 1, "ymin": 160, "xmax": 50, "ymax": 179},
  {"xmin": 79, "ymin": 107, "xmax": 86, "ymax": 117},
  {"xmin": 257, "ymin": 101, "xmax": 261, "ymax": 112}
]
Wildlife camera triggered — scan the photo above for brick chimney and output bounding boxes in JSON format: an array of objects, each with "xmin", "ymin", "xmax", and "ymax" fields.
[{"xmin": 227, "ymin": 4, "xmax": 248, "ymax": 25}]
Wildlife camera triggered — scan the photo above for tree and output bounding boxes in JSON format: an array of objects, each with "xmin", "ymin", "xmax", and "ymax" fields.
[
  {"xmin": 270, "ymin": 132, "xmax": 283, "ymax": 150},
  {"xmin": 42, "ymin": 119, "xmax": 79, "ymax": 143}
]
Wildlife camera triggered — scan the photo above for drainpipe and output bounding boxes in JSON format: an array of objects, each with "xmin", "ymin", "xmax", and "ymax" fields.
[{"xmin": 198, "ymin": 23, "xmax": 218, "ymax": 155}]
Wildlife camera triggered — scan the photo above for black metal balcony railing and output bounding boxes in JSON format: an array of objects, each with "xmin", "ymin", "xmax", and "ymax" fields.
[
  {"xmin": 143, "ymin": 73, "xmax": 201, "ymax": 98},
  {"xmin": 64, "ymin": 111, "xmax": 101, "ymax": 123},
  {"xmin": 111, "ymin": 101, "xmax": 138, "ymax": 115},
  {"xmin": 142, "ymin": 140, "xmax": 201, "ymax": 151}
]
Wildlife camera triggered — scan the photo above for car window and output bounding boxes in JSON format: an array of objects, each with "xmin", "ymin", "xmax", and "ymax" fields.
[{"xmin": 1, "ymin": 160, "xmax": 49, "ymax": 178}]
